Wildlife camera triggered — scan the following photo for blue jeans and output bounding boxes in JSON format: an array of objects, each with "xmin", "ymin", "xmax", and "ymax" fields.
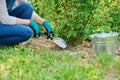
[{"xmin": 0, "ymin": 2, "xmax": 33, "ymax": 46}]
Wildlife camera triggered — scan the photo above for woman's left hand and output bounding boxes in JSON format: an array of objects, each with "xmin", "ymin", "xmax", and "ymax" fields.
[{"xmin": 42, "ymin": 21, "xmax": 54, "ymax": 39}]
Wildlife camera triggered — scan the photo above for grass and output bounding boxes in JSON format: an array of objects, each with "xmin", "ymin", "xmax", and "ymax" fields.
[{"xmin": 0, "ymin": 46, "xmax": 120, "ymax": 80}]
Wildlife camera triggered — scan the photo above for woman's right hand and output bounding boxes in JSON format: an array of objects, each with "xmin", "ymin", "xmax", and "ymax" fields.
[
  {"xmin": 16, "ymin": 18, "xmax": 40, "ymax": 37},
  {"xmin": 29, "ymin": 20, "xmax": 40, "ymax": 37}
]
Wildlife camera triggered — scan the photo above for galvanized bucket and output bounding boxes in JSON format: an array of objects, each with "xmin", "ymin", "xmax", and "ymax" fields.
[{"xmin": 90, "ymin": 32, "xmax": 119, "ymax": 54}]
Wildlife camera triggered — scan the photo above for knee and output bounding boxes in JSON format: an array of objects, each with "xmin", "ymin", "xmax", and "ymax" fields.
[
  {"xmin": 22, "ymin": 27, "xmax": 33, "ymax": 41},
  {"xmin": 19, "ymin": 2, "xmax": 33, "ymax": 12},
  {"xmin": 16, "ymin": 25, "xmax": 33, "ymax": 42}
]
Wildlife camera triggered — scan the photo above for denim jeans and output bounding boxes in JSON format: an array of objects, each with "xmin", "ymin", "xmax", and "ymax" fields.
[{"xmin": 0, "ymin": 1, "xmax": 33, "ymax": 46}]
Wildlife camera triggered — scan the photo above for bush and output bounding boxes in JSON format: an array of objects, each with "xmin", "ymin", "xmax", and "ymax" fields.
[{"xmin": 29, "ymin": 0, "xmax": 120, "ymax": 45}]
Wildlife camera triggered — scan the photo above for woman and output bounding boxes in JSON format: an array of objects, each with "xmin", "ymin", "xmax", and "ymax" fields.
[{"xmin": 0, "ymin": 0, "xmax": 53, "ymax": 46}]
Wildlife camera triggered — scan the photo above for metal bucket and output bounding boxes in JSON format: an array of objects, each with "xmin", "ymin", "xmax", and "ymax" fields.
[{"xmin": 90, "ymin": 32, "xmax": 119, "ymax": 54}]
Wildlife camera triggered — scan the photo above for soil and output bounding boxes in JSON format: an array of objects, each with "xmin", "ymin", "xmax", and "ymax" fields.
[
  {"xmin": 21, "ymin": 35, "xmax": 120, "ymax": 56},
  {"xmin": 103, "ymin": 72, "xmax": 118, "ymax": 80},
  {"xmin": 21, "ymin": 35, "xmax": 93, "ymax": 54}
]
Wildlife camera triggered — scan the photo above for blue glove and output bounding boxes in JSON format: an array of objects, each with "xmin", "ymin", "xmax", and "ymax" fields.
[
  {"xmin": 42, "ymin": 21, "xmax": 54, "ymax": 39},
  {"xmin": 29, "ymin": 20, "xmax": 40, "ymax": 37}
]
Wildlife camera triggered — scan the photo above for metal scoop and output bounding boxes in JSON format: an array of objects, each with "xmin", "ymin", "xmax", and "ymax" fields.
[
  {"xmin": 43, "ymin": 32, "xmax": 67, "ymax": 49},
  {"xmin": 52, "ymin": 37, "xmax": 67, "ymax": 48}
]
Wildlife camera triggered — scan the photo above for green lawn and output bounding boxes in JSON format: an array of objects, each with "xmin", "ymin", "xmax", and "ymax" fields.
[{"xmin": 0, "ymin": 46, "xmax": 120, "ymax": 80}]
